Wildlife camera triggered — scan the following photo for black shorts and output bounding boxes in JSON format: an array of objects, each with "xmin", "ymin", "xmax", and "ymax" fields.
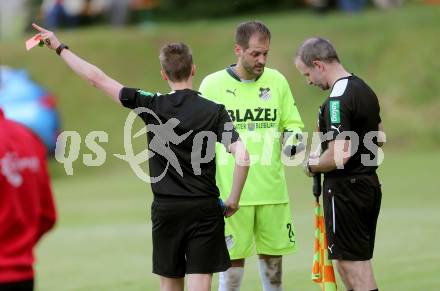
[
  {"xmin": 323, "ymin": 173, "xmax": 382, "ymax": 261},
  {"xmin": 151, "ymin": 196, "xmax": 231, "ymax": 278},
  {"xmin": 0, "ymin": 279, "xmax": 34, "ymax": 291}
]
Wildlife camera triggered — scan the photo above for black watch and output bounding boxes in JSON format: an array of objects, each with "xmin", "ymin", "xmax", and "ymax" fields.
[{"xmin": 56, "ymin": 43, "xmax": 69, "ymax": 56}]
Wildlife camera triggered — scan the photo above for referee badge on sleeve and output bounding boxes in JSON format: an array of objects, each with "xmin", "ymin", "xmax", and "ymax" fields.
[{"xmin": 329, "ymin": 100, "xmax": 340, "ymax": 124}]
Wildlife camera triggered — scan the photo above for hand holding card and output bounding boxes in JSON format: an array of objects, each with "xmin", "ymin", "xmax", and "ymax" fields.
[{"xmin": 25, "ymin": 34, "xmax": 43, "ymax": 51}]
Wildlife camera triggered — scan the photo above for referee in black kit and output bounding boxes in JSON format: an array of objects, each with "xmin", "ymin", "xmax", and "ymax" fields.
[
  {"xmin": 32, "ymin": 24, "xmax": 250, "ymax": 291},
  {"xmin": 294, "ymin": 37, "xmax": 385, "ymax": 291}
]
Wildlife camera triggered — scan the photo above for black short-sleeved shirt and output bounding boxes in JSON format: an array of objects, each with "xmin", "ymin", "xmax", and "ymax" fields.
[
  {"xmin": 318, "ymin": 75, "xmax": 382, "ymax": 177},
  {"xmin": 119, "ymin": 87, "xmax": 240, "ymax": 198}
]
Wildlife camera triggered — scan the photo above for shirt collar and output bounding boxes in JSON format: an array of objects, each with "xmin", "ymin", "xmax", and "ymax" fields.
[{"xmin": 226, "ymin": 64, "xmax": 263, "ymax": 82}]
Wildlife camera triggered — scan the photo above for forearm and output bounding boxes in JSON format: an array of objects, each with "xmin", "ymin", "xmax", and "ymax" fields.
[
  {"xmin": 60, "ymin": 49, "xmax": 122, "ymax": 103},
  {"xmin": 309, "ymin": 140, "xmax": 351, "ymax": 173},
  {"xmin": 378, "ymin": 122, "xmax": 385, "ymax": 147},
  {"xmin": 310, "ymin": 149, "xmax": 337, "ymax": 173},
  {"xmin": 229, "ymin": 164, "xmax": 249, "ymax": 202},
  {"xmin": 228, "ymin": 141, "xmax": 250, "ymax": 202},
  {"xmin": 61, "ymin": 50, "xmax": 105, "ymax": 88}
]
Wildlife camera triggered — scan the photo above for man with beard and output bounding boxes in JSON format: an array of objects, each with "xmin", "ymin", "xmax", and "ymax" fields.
[{"xmin": 199, "ymin": 21, "xmax": 304, "ymax": 291}]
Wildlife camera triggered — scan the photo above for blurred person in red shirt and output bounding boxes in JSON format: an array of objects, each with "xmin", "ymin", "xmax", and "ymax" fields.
[{"xmin": 0, "ymin": 108, "xmax": 57, "ymax": 291}]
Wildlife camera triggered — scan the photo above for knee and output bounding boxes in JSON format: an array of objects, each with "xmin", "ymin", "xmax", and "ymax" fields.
[
  {"xmin": 336, "ymin": 260, "xmax": 349, "ymax": 276},
  {"xmin": 259, "ymin": 256, "xmax": 282, "ymax": 285},
  {"xmin": 337, "ymin": 261, "xmax": 364, "ymax": 285},
  {"xmin": 219, "ymin": 267, "xmax": 244, "ymax": 291}
]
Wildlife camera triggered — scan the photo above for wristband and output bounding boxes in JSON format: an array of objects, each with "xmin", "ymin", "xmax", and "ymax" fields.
[{"xmin": 56, "ymin": 43, "xmax": 69, "ymax": 56}]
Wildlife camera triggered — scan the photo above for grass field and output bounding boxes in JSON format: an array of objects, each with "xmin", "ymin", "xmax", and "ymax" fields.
[
  {"xmin": 35, "ymin": 151, "xmax": 440, "ymax": 291},
  {"xmin": 2, "ymin": 3, "xmax": 440, "ymax": 291}
]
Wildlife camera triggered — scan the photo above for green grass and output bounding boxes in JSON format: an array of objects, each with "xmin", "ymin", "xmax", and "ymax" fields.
[
  {"xmin": 2, "ymin": 3, "xmax": 440, "ymax": 291},
  {"xmin": 35, "ymin": 151, "xmax": 440, "ymax": 290}
]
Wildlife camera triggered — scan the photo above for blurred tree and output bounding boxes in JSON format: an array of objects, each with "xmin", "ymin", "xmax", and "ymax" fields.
[{"xmin": 156, "ymin": 0, "xmax": 301, "ymax": 20}]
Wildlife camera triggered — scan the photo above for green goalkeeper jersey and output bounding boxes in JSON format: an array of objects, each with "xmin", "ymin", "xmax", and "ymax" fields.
[{"xmin": 199, "ymin": 65, "xmax": 304, "ymax": 205}]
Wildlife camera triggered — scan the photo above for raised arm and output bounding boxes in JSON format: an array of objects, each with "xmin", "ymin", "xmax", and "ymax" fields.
[{"xmin": 32, "ymin": 23, "xmax": 123, "ymax": 103}]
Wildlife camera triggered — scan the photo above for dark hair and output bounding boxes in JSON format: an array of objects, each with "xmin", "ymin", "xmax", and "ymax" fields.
[
  {"xmin": 295, "ymin": 37, "xmax": 340, "ymax": 67},
  {"xmin": 235, "ymin": 21, "xmax": 271, "ymax": 49},
  {"xmin": 159, "ymin": 42, "xmax": 193, "ymax": 82}
]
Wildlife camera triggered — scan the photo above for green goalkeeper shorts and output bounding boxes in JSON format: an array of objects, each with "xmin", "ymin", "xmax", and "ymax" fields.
[{"xmin": 224, "ymin": 203, "xmax": 297, "ymax": 259}]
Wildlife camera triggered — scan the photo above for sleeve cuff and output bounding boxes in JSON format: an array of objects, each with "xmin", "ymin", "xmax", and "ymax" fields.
[{"xmin": 119, "ymin": 87, "xmax": 138, "ymax": 108}]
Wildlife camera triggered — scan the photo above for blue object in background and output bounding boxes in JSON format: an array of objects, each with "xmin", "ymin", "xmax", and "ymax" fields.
[
  {"xmin": 338, "ymin": 0, "xmax": 366, "ymax": 12},
  {"xmin": 0, "ymin": 66, "xmax": 61, "ymax": 155}
]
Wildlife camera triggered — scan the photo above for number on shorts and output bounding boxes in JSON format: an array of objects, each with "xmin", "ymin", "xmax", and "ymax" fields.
[{"xmin": 286, "ymin": 223, "xmax": 295, "ymax": 243}]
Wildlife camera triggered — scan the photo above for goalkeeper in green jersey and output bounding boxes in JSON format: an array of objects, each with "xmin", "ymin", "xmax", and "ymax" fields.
[{"xmin": 199, "ymin": 21, "xmax": 304, "ymax": 291}]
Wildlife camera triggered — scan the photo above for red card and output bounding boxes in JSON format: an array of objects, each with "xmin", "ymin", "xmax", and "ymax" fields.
[{"xmin": 25, "ymin": 34, "xmax": 42, "ymax": 51}]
